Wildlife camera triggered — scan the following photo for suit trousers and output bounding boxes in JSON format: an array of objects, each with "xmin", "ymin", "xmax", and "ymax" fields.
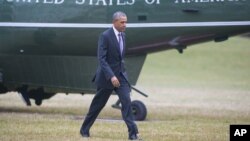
[{"xmin": 80, "ymin": 74, "xmax": 138, "ymax": 136}]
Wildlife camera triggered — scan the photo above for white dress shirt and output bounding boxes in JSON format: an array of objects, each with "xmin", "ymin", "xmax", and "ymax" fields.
[{"xmin": 113, "ymin": 26, "xmax": 120, "ymax": 42}]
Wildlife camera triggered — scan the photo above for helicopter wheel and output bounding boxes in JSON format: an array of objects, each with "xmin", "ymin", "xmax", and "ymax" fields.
[{"xmin": 131, "ymin": 100, "xmax": 147, "ymax": 121}]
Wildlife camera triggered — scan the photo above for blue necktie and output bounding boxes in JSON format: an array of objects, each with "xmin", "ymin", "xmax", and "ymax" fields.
[{"xmin": 118, "ymin": 33, "xmax": 124, "ymax": 55}]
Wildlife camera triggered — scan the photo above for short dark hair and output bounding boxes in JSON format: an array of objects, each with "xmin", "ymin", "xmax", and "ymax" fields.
[{"xmin": 112, "ymin": 11, "xmax": 127, "ymax": 22}]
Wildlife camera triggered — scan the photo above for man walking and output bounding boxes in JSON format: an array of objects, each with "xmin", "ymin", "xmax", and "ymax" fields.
[{"xmin": 80, "ymin": 11, "xmax": 140, "ymax": 140}]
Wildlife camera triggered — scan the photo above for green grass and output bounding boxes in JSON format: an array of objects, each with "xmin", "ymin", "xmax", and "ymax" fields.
[
  {"xmin": 1, "ymin": 36, "xmax": 250, "ymax": 141},
  {"xmin": 139, "ymin": 37, "xmax": 250, "ymax": 90}
]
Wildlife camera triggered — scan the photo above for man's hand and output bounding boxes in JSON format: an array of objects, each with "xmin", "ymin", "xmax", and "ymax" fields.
[{"xmin": 111, "ymin": 76, "xmax": 120, "ymax": 87}]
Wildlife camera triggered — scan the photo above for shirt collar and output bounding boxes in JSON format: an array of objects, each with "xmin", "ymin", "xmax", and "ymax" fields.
[
  {"xmin": 113, "ymin": 26, "xmax": 120, "ymax": 41},
  {"xmin": 113, "ymin": 26, "xmax": 120, "ymax": 36}
]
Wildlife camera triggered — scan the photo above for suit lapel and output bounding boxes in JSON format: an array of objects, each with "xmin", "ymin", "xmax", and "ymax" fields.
[{"xmin": 110, "ymin": 28, "xmax": 121, "ymax": 56}]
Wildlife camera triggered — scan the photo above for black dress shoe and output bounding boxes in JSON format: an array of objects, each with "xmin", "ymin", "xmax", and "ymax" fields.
[
  {"xmin": 80, "ymin": 130, "xmax": 90, "ymax": 138},
  {"xmin": 129, "ymin": 134, "xmax": 138, "ymax": 140}
]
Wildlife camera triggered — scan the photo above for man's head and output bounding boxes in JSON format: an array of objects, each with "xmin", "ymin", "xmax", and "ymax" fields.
[{"xmin": 112, "ymin": 11, "xmax": 127, "ymax": 32}]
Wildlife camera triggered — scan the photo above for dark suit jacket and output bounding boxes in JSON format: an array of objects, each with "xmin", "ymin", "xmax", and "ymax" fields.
[{"xmin": 93, "ymin": 28, "xmax": 128, "ymax": 89}]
